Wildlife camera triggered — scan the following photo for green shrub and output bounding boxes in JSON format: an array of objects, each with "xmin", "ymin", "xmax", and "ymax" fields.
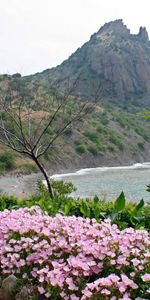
[
  {"xmin": 96, "ymin": 125, "xmax": 108, "ymax": 135},
  {"xmin": 24, "ymin": 180, "xmax": 77, "ymax": 216},
  {"xmin": 0, "ymin": 194, "xmax": 19, "ymax": 211},
  {"xmin": 135, "ymin": 126, "xmax": 150, "ymax": 141},
  {"xmin": 87, "ymin": 145, "xmax": 98, "ymax": 155},
  {"xmin": 12, "ymin": 73, "xmax": 21, "ymax": 78},
  {"xmin": 0, "ymin": 152, "xmax": 15, "ymax": 171},
  {"xmin": 84, "ymin": 130, "xmax": 99, "ymax": 143},
  {"xmin": 52, "ymin": 180, "xmax": 77, "ymax": 196},
  {"xmin": 0, "ymin": 162, "xmax": 6, "ymax": 171},
  {"xmin": 96, "ymin": 142, "xmax": 105, "ymax": 152},
  {"xmin": 113, "ymin": 113, "xmax": 130, "ymax": 128},
  {"xmin": 109, "ymin": 132, "xmax": 124, "ymax": 150},
  {"xmin": 75, "ymin": 144, "xmax": 86, "ymax": 154},
  {"xmin": 21, "ymin": 163, "xmax": 38, "ymax": 173},
  {"xmin": 107, "ymin": 145, "xmax": 116, "ymax": 153},
  {"xmin": 99, "ymin": 112, "xmax": 109, "ymax": 125},
  {"xmin": 74, "ymin": 140, "xmax": 82, "ymax": 146}
]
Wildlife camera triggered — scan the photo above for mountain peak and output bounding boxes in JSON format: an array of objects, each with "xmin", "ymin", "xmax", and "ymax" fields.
[
  {"xmin": 95, "ymin": 20, "xmax": 149, "ymax": 43},
  {"xmin": 97, "ymin": 19, "xmax": 130, "ymax": 37},
  {"xmin": 39, "ymin": 19, "xmax": 150, "ymax": 105}
]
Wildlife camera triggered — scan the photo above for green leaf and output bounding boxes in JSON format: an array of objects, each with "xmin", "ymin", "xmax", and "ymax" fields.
[
  {"xmin": 109, "ymin": 211, "xmax": 119, "ymax": 222},
  {"xmin": 80, "ymin": 201, "xmax": 91, "ymax": 217},
  {"xmin": 114, "ymin": 191, "xmax": 126, "ymax": 211},
  {"xmin": 133, "ymin": 216, "xmax": 145, "ymax": 222},
  {"xmin": 58, "ymin": 209, "xmax": 65, "ymax": 215},
  {"xmin": 99, "ymin": 212, "xmax": 107, "ymax": 219},
  {"xmin": 64, "ymin": 201, "xmax": 73, "ymax": 215},
  {"xmin": 93, "ymin": 195, "xmax": 99, "ymax": 204},
  {"xmin": 93, "ymin": 206, "xmax": 101, "ymax": 220},
  {"xmin": 132, "ymin": 199, "xmax": 144, "ymax": 217}
]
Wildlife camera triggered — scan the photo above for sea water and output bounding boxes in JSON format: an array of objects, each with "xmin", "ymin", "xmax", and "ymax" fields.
[{"xmin": 50, "ymin": 163, "xmax": 150, "ymax": 202}]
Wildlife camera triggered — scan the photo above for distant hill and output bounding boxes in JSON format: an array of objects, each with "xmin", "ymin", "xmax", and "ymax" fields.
[{"xmin": 34, "ymin": 19, "xmax": 150, "ymax": 107}]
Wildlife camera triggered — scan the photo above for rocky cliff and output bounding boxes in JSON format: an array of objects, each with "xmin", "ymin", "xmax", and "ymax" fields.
[{"xmin": 36, "ymin": 19, "xmax": 150, "ymax": 106}]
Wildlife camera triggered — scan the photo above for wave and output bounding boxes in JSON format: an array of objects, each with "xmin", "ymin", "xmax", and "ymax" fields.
[{"xmin": 50, "ymin": 162, "xmax": 150, "ymax": 179}]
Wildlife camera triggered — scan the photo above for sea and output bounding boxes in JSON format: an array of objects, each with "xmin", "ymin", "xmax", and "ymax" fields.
[
  {"xmin": 50, "ymin": 163, "xmax": 150, "ymax": 202},
  {"xmin": 1, "ymin": 162, "xmax": 150, "ymax": 202}
]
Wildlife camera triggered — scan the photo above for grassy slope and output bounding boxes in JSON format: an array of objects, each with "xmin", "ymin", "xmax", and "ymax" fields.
[{"xmin": 0, "ymin": 75, "xmax": 150, "ymax": 176}]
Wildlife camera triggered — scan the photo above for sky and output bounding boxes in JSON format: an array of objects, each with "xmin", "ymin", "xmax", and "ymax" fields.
[{"xmin": 0, "ymin": 0, "xmax": 150, "ymax": 75}]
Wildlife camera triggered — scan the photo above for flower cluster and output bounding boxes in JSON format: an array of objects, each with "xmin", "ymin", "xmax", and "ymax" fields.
[{"xmin": 0, "ymin": 206, "xmax": 150, "ymax": 299}]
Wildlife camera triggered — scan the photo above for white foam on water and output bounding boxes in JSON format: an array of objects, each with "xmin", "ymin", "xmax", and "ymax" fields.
[{"xmin": 50, "ymin": 162, "xmax": 150, "ymax": 179}]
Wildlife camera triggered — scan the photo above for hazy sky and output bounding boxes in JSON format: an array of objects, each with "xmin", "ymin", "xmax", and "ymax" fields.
[{"xmin": 0, "ymin": 0, "xmax": 150, "ymax": 75}]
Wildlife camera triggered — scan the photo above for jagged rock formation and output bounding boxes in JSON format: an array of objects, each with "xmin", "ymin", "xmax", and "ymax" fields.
[
  {"xmin": 138, "ymin": 26, "xmax": 149, "ymax": 42},
  {"xmin": 36, "ymin": 19, "xmax": 150, "ymax": 106}
]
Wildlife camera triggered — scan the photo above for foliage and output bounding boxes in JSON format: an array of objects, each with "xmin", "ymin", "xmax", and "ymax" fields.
[
  {"xmin": 18, "ymin": 180, "xmax": 77, "ymax": 217},
  {"xmin": 99, "ymin": 192, "xmax": 146, "ymax": 229},
  {"xmin": 135, "ymin": 126, "xmax": 150, "ymax": 141},
  {"xmin": 96, "ymin": 125, "xmax": 108, "ymax": 135},
  {"xmin": 1, "ymin": 103, "xmax": 150, "ymax": 179},
  {"xmin": 0, "ymin": 181, "xmax": 150, "ymax": 231},
  {"xmin": 87, "ymin": 145, "xmax": 98, "ymax": 155},
  {"xmin": 55, "ymin": 192, "xmax": 149, "ymax": 230},
  {"xmin": 112, "ymin": 111, "xmax": 132, "ymax": 129},
  {"xmin": 52, "ymin": 179, "xmax": 77, "ymax": 196},
  {"xmin": 99, "ymin": 112, "xmax": 109, "ymax": 125},
  {"xmin": 12, "ymin": 73, "xmax": 22, "ymax": 78},
  {"xmin": 109, "ymin": 131, "xmax": 124, "ymax": 150},
  {"xmin": 0, "ymin": 151, "xmax": 15, "ymax": 171},
  {"xmin": 37, "ymin": 180, "xmax": 76, "ymax": 197},
  {"xmin": 75, "ymin": 144, "xmax": 86, "ymax": 154},
  {"xmin": 74, "ymin": 140, "xmax": 82, "ymax": 146},
  {"xmin": 84, "ymin": 130, "xmax": 99, "ymax": 143},
  {"xmin": 0, "ymin": 207, "xmax": 149, "ymax": 300},
  {"xmin": 21, "ymin": 162, "xmax": 38, "ymax": 173},
  {"xmin": 0, "ymin": 194, "xmax": 19, "ymax": 210}
]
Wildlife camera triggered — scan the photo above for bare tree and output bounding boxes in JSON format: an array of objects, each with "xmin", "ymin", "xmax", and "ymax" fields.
[{"xmin": 0, "ymin": 87, "xmax": 94, "ymax": 198}]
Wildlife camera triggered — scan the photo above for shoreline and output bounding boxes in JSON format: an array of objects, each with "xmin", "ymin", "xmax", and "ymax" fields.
[
  {"xmin": 50, "ymin": 161, "xmax": 150, "ymax": 179},
  {"xmin": 0, "ymin": 161, "xmax": 150, "ymax": 197}
]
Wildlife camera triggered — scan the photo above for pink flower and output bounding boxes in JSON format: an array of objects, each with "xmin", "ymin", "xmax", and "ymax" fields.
[
  {"xmin": 0, "ymin": 207, "xmax": 149, "ymax": 299},
  {"xmin": 141, "ymin": 273, "xmax": 150, "ymax": 282},
  {"xmin": 38, "ymin": 286, "xmax": 45, "ymax": 294}
]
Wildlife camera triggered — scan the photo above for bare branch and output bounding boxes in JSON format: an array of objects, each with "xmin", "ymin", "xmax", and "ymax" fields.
[
  {"xmin": 0, "ymin": 75, "xmax": 96, "ymax": 198},
  {"xmin": 0, "ymin": 136, "xmax": 29, "ymax": 155},
  {"xmin": 37, "ymin": 102, "xmax": 90, "ymax": 158},
  {"xmin": 17, "ymin": 99, "xmax": 31, "ymax": 148},
  {"xmin": 32, "ymin": 102, "xmax": 63, "ymax": 152}
]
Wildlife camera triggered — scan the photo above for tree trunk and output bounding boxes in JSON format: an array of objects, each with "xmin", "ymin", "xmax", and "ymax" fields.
[{"xmin": 32, "ymin": 156, "xmax": 54, "ymax": 198}]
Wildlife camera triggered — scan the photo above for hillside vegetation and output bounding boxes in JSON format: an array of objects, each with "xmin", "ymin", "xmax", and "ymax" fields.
[
  {"xmin": 0, "ymin": 83, "xmax": 150, "ymax": 176},
  {"xmin": 1, "ymin": 20, "xmax": 150, "ymax": 174}
]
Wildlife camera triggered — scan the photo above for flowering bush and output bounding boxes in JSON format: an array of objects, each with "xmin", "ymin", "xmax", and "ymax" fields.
[{"xmin": 0, "ymin": 206, "xmax": 150, "ymax": 299}]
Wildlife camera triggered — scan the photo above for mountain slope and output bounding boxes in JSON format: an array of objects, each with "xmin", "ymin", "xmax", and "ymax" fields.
[
  {"xmin": 34, "ymin": 19, "xmax": 150, "ymax": 107},
  {"xmin": 1, "ymin": 20, "xmax": 150, "ymax": 175}
]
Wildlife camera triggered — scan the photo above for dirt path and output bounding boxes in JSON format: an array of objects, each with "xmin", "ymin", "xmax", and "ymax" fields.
[{"xmin": 0, "ymin": 173, "xmax": 42, "ymax": 197}]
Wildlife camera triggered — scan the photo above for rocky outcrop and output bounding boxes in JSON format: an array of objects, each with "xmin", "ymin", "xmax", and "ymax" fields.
[
  {"xmin": 0, "ymin": 275, "xmax": 18, "ymax": 300},
  {"xmin": 38, "ymin": 20, "xmax": 150, "ymax": 106},
  {"xmin": 0, "ymin": 275, "xmax": 38, "ymax": 300},
  {"xmin": 97, "ymin": 19, "xmax": 130, "ymax": 38},
  {"xmin": 138, "ymin": 26, "xmax": 149, "ymax": 42}
]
